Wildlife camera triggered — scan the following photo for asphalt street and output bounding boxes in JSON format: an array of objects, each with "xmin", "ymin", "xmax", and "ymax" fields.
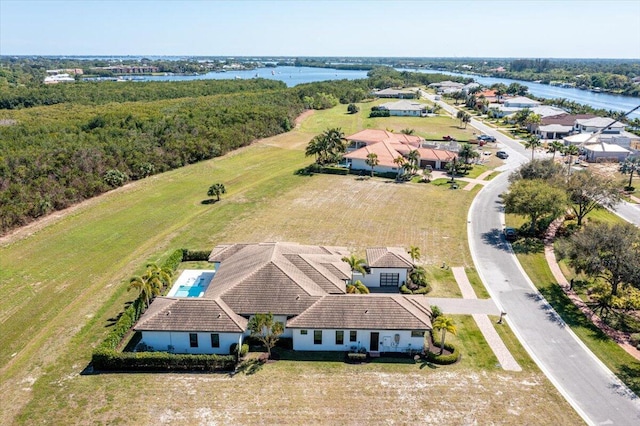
[{"xmin": 423, "ymin": 93, "xmax": 640, "ymax": 424}]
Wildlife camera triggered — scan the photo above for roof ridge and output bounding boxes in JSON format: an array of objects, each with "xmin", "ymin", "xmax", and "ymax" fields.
[
  {"xmin": 271, "ymin": 259, "xmax": 322, "ymax": 296},
  {"xmin": 212, "ymin": 297, "xmax": 248, "ymax": 331},
  {"xmin": 391, "ymin": 296, "xmax": 431, "ymax": 328},
  {"xmin": 296, "ymin": 254, "xmax": 345, "ymax": 293}
]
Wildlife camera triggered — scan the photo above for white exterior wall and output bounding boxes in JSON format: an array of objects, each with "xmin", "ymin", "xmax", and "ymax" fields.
[
  {"xmin": 291, "ymin": 328, "xmax": 426, "ymax": 352},
  {"xmin": 357, "ymin": 267, "xmax": 408, "ymax": 288},
  {"xmin": 140, "ymin": 331, "xmax": 243, "ymax": 354},
  {"xmin": 388, "ymin": 109, "xmax": 421, "ymax": 117},
  {"xmin": 348, "ymin": 158, "xmax": 399, "ymax": 175}
]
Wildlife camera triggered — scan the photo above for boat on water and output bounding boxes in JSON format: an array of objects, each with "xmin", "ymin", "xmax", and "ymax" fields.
[{"xmin": 271, "ymin": 70, "xmax": 275, "ymax": 75}]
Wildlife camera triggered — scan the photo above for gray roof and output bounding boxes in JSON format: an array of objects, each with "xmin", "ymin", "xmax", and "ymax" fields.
[
  {"xmin": 575, "ymin": 117, "xmax": 624, "ymax": 128},
  {"xmin": 286, "ymin": 295, "xmax": 431, "ymax": 330},
  {"xmin": 379, "ymin": 100, "xmax": 426, "ymax": 112},
  {"xmin": 134, "ymin": 297, "xmax": 247, "ymax": 333},
  {"xmin": 366, "ymin": 247, "xmax": 413, "ymax": 268},
  {"xmin": 374, "ymin": 88, "xmax": 414, "ymax": 96},
  {"xmin": 205, "ymin": 242, "xmax": 351, "ymax": 315}
]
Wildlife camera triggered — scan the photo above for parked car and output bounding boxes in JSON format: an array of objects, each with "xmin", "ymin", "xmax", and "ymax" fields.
[
  {"xmin": 442, "ymin": 135, "xmax": 456, "ymax": 141},
  {"xmin": 478, "ymin": 134, "xmax": 496, "ymax": 142},
  {"xmin": 504, "ymin": 227, "xmax": 517, "ymax": 241},
  {"xmin": 496, "ymin": 151, "xmax": 509, "ymax": 159}
]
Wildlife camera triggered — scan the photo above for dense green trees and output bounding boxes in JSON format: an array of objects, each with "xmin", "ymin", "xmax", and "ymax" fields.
[
  {"xmin": 0, "ymin": 84, "xmax": 305, "ymax": 233},
  {"xmin": 503, "ymin": 179, "xmax": 567, "ymax": 234},
  {"xmin": 565, "ymin": 171, "xmax": 620, "ymax": 226}
]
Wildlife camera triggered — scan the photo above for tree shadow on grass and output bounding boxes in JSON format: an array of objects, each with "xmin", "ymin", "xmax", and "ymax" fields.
[
  {"xmin": 615, "ymin": 363, "xmax": 640, "ymax": 398},
  {"xmin": 511, "ymin": 237, "xmax": 544, "ymax": 254},
  {"xmin": 200, "ymin": 199, "xmax": 218, "ymax": 205},
  {"xmin": 232, "ymin": 359, "xmax": 264, "ymax": 376}
]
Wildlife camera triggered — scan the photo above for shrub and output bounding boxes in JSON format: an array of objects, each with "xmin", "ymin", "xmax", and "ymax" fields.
[
  {"xmin": 347, "ymin": 352, "xmax": 368, "ymax": 362},
  {"xmin": 399, "ymin": 284, "xmax": 411, "ymax": 294},
  {"xmin": 630, "ymin": 333, "xmax": 640, "ymax": 347},
  {"xmin": 430, "ymin": 305, "xmax": 442, "ymax": 319},
  {"xmin": 347, "ymin": 103, "xmax": 360, "ymax": 114},
  {"xmin": 182, "ymin": 250, "xmax": 210, "ymax": 262},
  {"xmin": 413, "ymin": 285, "xmax": 432, "ymax": 295},
  {"xmin": 230, "ymin": 343, "xmax": 250, "ymax": 357},
  {"xmin": 321, "ymin": 166, "xmax": 349, "ymax": 175},
  {"xmin": 163, "ymin": 249, "xmax": 185, "ymax": 272},
  {"xmin": 104, "ymin": 169, "xmax": 128, "ymax": 188},
  {"xmin": 369, "ymin": 110, "xmax": 390, "ymax": 118},
  {"xmin": 423, "ymin": 343, "xmax": 460, "ymax": 365}
]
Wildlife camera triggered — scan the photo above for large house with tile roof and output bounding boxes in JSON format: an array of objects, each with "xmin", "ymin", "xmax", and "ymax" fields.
[
  {"xmin": 344, "ymin": 129, "xmax": 457, "ymax": 173},
  {"xmin": 134, "ymin": 242, "xmax": 432, "ymax": 355}
]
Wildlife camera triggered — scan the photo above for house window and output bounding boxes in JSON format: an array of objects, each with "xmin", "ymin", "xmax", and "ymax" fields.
[
  {"xmin": 314, "ymin": 330, "xmax": 323, "ymax": 345},
  {"xmin": 380, "ymin": 273, "xmax": 400, "ymax": 287},
  {"xmin": 411, "ymin": 330, "xmax": 424, "ymax": 338},
  {"xmin": 300, "ymin": 329, "xmax": 308, "ymax": 335},
  {"xmin": 210, "ymin": 333, "xmax": 220, "ymax": 348},
  {"xmin": 336, "ymin": 330, "xmax": 344, "ymax": 345},
  {"xmin": 189, "ymin": 333, "xmax": 198, "ymax": 348},
  {"xmin": 350, "ymin": 330, "xmax": 357, "ymax": 342}
]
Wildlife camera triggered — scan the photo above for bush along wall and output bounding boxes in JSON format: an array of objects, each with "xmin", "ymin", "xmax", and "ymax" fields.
[{"xmin": 92, "ymin": 248, "xmax": 234, "ymax": 372}]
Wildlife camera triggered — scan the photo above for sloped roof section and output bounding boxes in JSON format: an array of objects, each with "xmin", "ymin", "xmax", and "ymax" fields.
[
  {"xmin": 286, "ymin": 295, "xmax": 431, "ymax": 330},
  {"xmin": 346, "ymin": 129, "xmax": 423, "ymax": 146},
  {"xmin": 366, "ymin": 247, "xmax": 414, "ymax": 268},
  {"xmin": 204, "ymin": 242, "xmax": 350, "ymax": 315},
  {"xmin": 134, "ymin": 297, "xmax": 247, "ymax": 333},
  {"xmin": 344, "ymin": 141, "xmax": 403, "ymax": 168}
]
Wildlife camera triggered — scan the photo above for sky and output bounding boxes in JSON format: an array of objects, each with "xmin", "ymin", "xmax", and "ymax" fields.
[{"xmin": 1, "ymin": 0, "xmax": 639, "ymax": 58}]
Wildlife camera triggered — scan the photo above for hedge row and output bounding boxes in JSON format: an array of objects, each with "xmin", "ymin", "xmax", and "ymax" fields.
[
  {"xmin": 182, "ymin": 249, "xmax": 211, "ymax": 262},
  {"xmin": 424, "ymin": 329, "xmax": 460, "ymax": 365},
  {"xmin": 92, "ymin": 350, "xmax": 235, "ymax": 372},
  {"xmin": 92, "ymin": 248, "xmax": 232, "ymax": 371}
]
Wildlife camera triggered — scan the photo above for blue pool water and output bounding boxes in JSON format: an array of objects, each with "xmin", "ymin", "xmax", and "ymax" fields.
[{"xmin": 167, "ymin": 270, "xmax": 215, "ymax": 298}]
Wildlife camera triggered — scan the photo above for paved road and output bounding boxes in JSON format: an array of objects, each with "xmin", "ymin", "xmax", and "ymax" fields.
[{"xmin": 422, "ymin": 92, "xmax": 640, "ymax": 423}]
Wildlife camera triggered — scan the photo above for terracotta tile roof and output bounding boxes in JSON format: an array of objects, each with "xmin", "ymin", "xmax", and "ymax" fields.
[
  {"xmin": 416, "ymin": 148, "xmax": 457, "ymax": 162},
  {"xmin": 286, "ymin": 295, "xmax": 431, "ymax": 330},
  {"xmin": 204, "ymin": 243, "xmax": 351, "ymax": 316},
  {"xmin": 343, "ymin": 141, "xmax": 404, "ymax": 168},
  {"xmin": 134, "ymin": 297, "xmax": 247, "ymax": 333},
  {"xmin": 366, "ymin": 247, "xmax": 414, "ymax": 268},
  {"xmin": 346, "ymin": 129, "xmax": 423, "ymax": 146}
]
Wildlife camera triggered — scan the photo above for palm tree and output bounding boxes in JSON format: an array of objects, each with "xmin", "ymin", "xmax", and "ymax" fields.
[
  {"xmin": 341, "ymin": 254, "xmax": 367, "ymax": 276},
  {"xmin": 365, "ymin": 152, "xmax": 379, "ymax": 177},
  {"xmin": 408, "ymin": 245, "xmax": 421, "ymax": 263},
  {"xmin": 207, "ymin": 183, "xmax": 226, "ymax": 201},
  {"xmin": 458, "ymin": 143, "xmax": 476, "ymax": 164},
  {"xmin": 400, "ymin": 128, "xmax": 415, "ymax": 135},
  {"xmin": 393, "ymin": 156, "xmax": 406, "ymax": 179},
  {"xmin": 127, "ymin": 263, "xmax": 172, "ymax": 307},
  {"xmin": 432, "ymin": 315, "xmax": 457, "ymax": 355},
  {"xmin": 305, "ymin": 135, "xmax": 323, "ymax": 163},
  {"xmin": 524, "ymin": 136, "xmax": 542, "ymax": 160},
  {"xmin": 547, "ymin": 140, "xmax": 565, "ymax": 160},
  {"xmin": 445, "ymin": 157, "xmax": 462, "ymax": 182},
  {"xmin": 563, "ymin": 144, "xmax": 580, "ymax": 175},
  {"xmin": 523, "ymin": 113, "xmax": 542, "ymax": 132},
  {"xmin": 620, "ymin": 156, "xmax": 640, "ymax": 190},
  {"xmin": 322, "ymin": 127, "xmax": 346, "ymax": 163},
  {"xmin": 407, "ymin": 149, "xmax": 420, "ymax": 174},
  {"xmin": 346, "ymin": 280, "xmax": 370, "ymax": 294}
]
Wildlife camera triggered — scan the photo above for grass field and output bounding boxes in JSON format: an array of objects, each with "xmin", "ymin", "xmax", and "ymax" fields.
[{"xmin": 0, "ymin": 105, "xmax": 582, "ymax": 424}]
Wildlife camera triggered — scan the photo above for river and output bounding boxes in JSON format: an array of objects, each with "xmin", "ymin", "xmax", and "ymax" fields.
[
  {"xmin": 401, "ymin": 68, "xmax": 640, "ymax": 119},
  {"xmin": 104, "ymin": 65, "xmax": 640, "ymax": 119}
]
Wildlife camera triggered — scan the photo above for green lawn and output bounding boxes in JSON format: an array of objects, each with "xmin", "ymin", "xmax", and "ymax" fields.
[
  {"xmin": 0, "ymin": 105, "xmax": 576, "ymax": 424},
  {"xmin": 505, "ymin": 212, "xmax": 640, "ymax": 395}
]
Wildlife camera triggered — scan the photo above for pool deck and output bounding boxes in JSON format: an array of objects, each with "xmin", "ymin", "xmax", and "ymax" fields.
[{"xmin": 166, "ymin": 269, "xmax": 215, "ymax": 298}]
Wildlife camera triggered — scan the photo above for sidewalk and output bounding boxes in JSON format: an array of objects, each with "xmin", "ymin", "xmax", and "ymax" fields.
[
  {"xmin": 544, "ymin": 218, "xmax": 640, "ymax": 361},
  {"xmin": 451, "ymin": 267, "xmax": 522, "ymax": 371}
]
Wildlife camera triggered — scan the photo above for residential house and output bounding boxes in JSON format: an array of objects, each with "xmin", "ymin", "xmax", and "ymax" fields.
[
  {"xmin": 134, "ymin": 242, "xmax": 432, "ymax": 354},
  {"xmin": 372, "ymin": 88, "xmax": 418, "ymax": 99},
  {"xmin": 429, "ymin": 81, "xmax": 465, "ymax": 95},
  {"xmin": 345, "ymin": 129, "xmax": 423, "ymax": 151},
  {"xmin": 583, "ymin": 143, "xmax": 632, "ymax": 163},
  {"xmin": 378, "ymin": 100, "xmax": 429, "ymax": 117},
  {"xmin": 488, "ymin": 96, "xmax": 542, "ymax": 118},
  {"xmin": 535, "ymin": 113, "xmax": 597, "ymax": 139}
]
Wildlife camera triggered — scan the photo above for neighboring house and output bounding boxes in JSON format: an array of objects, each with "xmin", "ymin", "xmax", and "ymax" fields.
[
  {"xmin": 344, "ymin": 131, "xmax": 457, "ymax": 173},
  {"xmin": 574, "ymin": 117, "xmax": 625, "ymax": 134},
  {"xmin": 429, "ymin": 80, "xmax": 465, "ymax": 94},
  {"xmin": 488, "ymin": 96, "xmax": 542, "ymax": 118},
  {"xmin": 134, "ymin": 242, "xmax": 431, "ymax": 355},
  {"xmin": 356, "ymin": 247, "xmax": 414, "ymax": 289},
  {"xmin": 372, "ymin": 88, "xmax": 417, "ymax": 99},
  {"xmin": 344, "ymin": 141, "xmax": 405, "ymax": 174},
  {"xmin": 345, "ymin": 129, "xmax": 423, "ymax": 151},
  {"xmin": 378, "ymin": 100, "xmax": 429, "ymax": 117},
  {"xmin": 583, "ymin": 143, "xmax": 632, "ymax": 163},
  {"xmin": 534, "ymin": 113, "xmax": 597, "ymax": 139}
]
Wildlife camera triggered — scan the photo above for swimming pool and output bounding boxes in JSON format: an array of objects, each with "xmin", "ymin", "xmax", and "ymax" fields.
[{"xmin": 166, "ymin": 270, "xmax": 215, "ymax": 298}]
